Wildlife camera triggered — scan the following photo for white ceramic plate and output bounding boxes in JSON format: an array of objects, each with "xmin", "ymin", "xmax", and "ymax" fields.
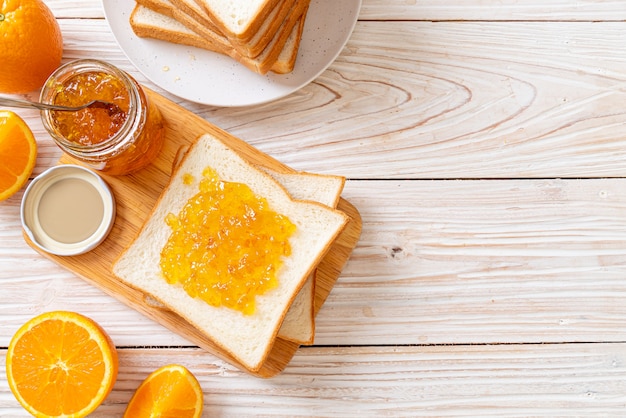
[{"xmin": 102, "ymin": 0, "xmax": 361, "ymax": 107}]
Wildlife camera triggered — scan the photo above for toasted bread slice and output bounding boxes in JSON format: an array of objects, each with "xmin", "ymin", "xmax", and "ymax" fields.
[{"xmin": 113, "ymin": 133, "xmax": 348, "ymax": 372}]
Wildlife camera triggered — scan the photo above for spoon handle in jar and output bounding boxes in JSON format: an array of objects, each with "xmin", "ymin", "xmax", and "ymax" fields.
[
  {"xmin": 0, "ymin": 96, "xmax": 91, "ymax": 112},
  {"xmin": 0, "ymin": 97, "xmax": 46, "ymax": 110}
]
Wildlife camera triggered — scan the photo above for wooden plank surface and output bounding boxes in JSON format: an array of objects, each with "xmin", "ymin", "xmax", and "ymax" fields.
[
  {"xmin": 3, "ymin": 344, "xmax": 626, "ymax": 416},
  {"xmin": 2, "ymin": 0, "xmax": 626, "ymax": 415},
  {"xmin": 46, "ymin": 0, "xmax": 626, "ymax": 20},
  {"xmin": 18, "ymin": 18, "xmax": 626, "ymax": 179},
  {"xmin": 360, "ymin": 0, "xmax": 626, "ymax": 21},
  {"xmin": 4, "ymin": 178, "xmax": 626, "ymax": 346}
]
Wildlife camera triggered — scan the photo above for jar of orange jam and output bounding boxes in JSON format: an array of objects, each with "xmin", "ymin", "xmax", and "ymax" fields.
[{"xmin": 40, "ymin": 59, "xmax": 165, "ymax": 175}]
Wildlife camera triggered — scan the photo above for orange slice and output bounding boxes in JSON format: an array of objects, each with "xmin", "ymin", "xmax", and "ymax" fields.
[
  {"xmin": 5, "ymin": 311, "xmax": 118, "ymax": 418},
  {"xmin": 0, "ymin": 110, "xmax": 37, "ymax": 201},
  {"xmin": 124, "ymin": 364, "xmax": 203, "ymax": 418}
]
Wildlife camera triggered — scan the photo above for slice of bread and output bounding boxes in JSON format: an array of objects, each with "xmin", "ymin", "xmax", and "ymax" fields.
[
  {"xmin": 113, "ymin": 133, "xmax": 349, "ymax": 372},
  {"xmin": 138, "ymin": 168, "xmax": 343, "ymax": 345},
  {"xmin": 167, "ymin": 0, "xmax": 221, "ymax": 33},
  {"xmin": 262, "ymin": 169, "xmax": 345, "ymax": 211},
  {"xmin": 141, "ymin": 0, "xmax": 297, "ymax": 59},
  {"xmin": 193, "ymin": 0, "xmax": 282, "ymax": 42},
  {"xmin": 230, "ymin": 0, "xmax": 296, "ymax": 58},
  {"xmin": 138, "ymin": 162, "xmax": 344, "ymax": 345},
  {"xmin": 135, "ymin": 0, "xmax": 223, "ymax": 40},
  {"xmin": 268, "ymin": 170, "xmax": 345, "ymax": 345},
  {"xmin": 130, "ymin": 4, "xmax": 305, "ymax": 74},
  {"xmin": 131, "ymin": 4, "xmax": 226, "ymax": 51}
]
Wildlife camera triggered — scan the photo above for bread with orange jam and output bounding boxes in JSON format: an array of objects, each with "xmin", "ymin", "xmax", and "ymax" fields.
[
  {"xmin": 136, "ymin": 167, "xmax": 344, "ymax": 346},
  {"xmin": 112, "ymin": 133, "xmax": 348, "ymax": 372}
]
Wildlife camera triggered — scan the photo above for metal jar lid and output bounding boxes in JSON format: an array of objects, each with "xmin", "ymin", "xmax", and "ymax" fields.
[{"xmin": 20, "ymin": 165, "xmax": 116, "ymax": 256}]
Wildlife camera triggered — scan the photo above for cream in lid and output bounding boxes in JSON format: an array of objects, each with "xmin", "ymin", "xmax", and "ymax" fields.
[{"xmin": 21, "ymin": 165, "xmax": 116, "ymax": 256}]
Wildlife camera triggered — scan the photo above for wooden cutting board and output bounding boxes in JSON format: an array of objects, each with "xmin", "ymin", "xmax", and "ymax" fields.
[{"xmin": 23, "ymin": 89, "xmax": 362, "ymax": 378}]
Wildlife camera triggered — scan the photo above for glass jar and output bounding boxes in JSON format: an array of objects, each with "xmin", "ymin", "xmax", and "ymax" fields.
[{"xmin": 40, "ymin": 59, "xmax": 165, "ymax": 175}]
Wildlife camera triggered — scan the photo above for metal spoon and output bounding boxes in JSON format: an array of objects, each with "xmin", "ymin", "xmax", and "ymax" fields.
[{"xmin": 0, "ymin": 96, "xmax": 121, "ymax": 114}]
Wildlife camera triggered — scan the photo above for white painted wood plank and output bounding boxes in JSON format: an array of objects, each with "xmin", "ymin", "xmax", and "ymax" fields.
[
  {"xmin": 25, "ymin": 19, "xmax": 626, "ymax": 179},
  {"xmin": 316, "ymin": 178, "xmax": 626, "ymax": 345},
  {"xmin": 360, "ymin": 0, "xmax": 626, "ymax": 21},
  {"xmin": 230, "ymin": 20, "xmax": 626, "ymax": 178},
  {"xmin": 3, "ymin": 179, "xmax": 626, "ymax": 347},
  {"xmin": 45, "ymin": 0, "xmax": 103, "ymax": 18},
  {"xmin": 44, "ymin": 0, "xmax": 626, "ymax": 20},
  {"xmin": 2, "ymin": 344, "xmax": 626, "ymax": 416}
]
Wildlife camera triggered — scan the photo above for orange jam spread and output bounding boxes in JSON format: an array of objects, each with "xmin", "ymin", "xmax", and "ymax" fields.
[
  {"xmin": 160, "ymin": 168, "xmax": 296, "ymax": 315},
  {"xmin": 51, "ymin": 71, "xmax": 129, "ymax": 145}
]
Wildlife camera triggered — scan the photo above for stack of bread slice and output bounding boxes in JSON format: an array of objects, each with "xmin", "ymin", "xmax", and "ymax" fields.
[
  {"xmin": 263, "ymin": 167, "xmax": 345, "ymax": 346},
  {"xmin": 129, "ymin": 0, "xmax": 312, "ymax": 74},
  {"xmin": 113, "ymin": 133, "xmax": 349, "ymax": 373}
]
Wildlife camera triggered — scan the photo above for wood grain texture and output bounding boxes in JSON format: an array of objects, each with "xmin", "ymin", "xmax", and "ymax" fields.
[
  {"xmin": 217, "ymin": 21, "xmax": 626, "ymax": 178},
  {"xmin": 45, "ymin": 0, "xmax": 626, "ymax": 20},
  {"xmin": 360, "ymin": 0, "xmax": 626, "ymax": 21},
  {"xmin": 317, "ymin": 178, "xmax": 626, "ymax": 345},
  {"xmin": 3, "ymin": 344, "xmax": 626, "ymax": 416},
  {"xmin": 21, "ymin": 18, "xmax": 626, "ymax": 179},
  {"xmin": 3, "ymin": 178, "xmax": 626, "ymax": 347}
]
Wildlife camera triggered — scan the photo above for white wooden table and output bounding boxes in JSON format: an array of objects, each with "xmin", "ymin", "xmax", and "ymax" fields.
[{"xmin": 2, "ymin": 1, "xmax": 626, "ymax": 415}]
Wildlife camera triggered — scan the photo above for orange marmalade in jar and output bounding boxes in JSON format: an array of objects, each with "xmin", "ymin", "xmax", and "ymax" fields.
[{"xmin": 40, "ymin": 59, "xmax": 165, "ymax": 175}]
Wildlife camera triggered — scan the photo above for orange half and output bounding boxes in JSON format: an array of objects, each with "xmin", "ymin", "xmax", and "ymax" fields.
[
  {"xmin": 0, "ymin": 110, "xmax": 37, "ymax": 201},
  {"xmin": 124, "ymin": 364, "xmax": 203, "ymax": 418},
  {"xmin": 5, "ymin": 311, "xmax": 118, "ymax": 418}
]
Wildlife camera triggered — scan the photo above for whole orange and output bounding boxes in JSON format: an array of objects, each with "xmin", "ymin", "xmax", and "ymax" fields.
[{"xmin": 0, "ymin": 0, "xmax": 63, "ymax": 93}]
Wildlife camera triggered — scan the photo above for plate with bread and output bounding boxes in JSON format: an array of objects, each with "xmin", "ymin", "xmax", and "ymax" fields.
[{"xmin": 102, "ymin": 0, "xmax": 361, "ymax": 106}]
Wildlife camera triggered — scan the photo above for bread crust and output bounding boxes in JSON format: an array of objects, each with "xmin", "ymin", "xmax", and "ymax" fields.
[
  {"xmin": 228, "ymin": 0, "xmax": 297, "ymax": 58},
  {"xmin": 264, "ymin": 168, "xmax": 345, "ymax": 345},
  {"xmin": 193, "ymin": 0, "xmax": 283, "ymax": 41},
  {"xmin": 168, "ymin": 0, "xmax": 220, "ymax": 32}
]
